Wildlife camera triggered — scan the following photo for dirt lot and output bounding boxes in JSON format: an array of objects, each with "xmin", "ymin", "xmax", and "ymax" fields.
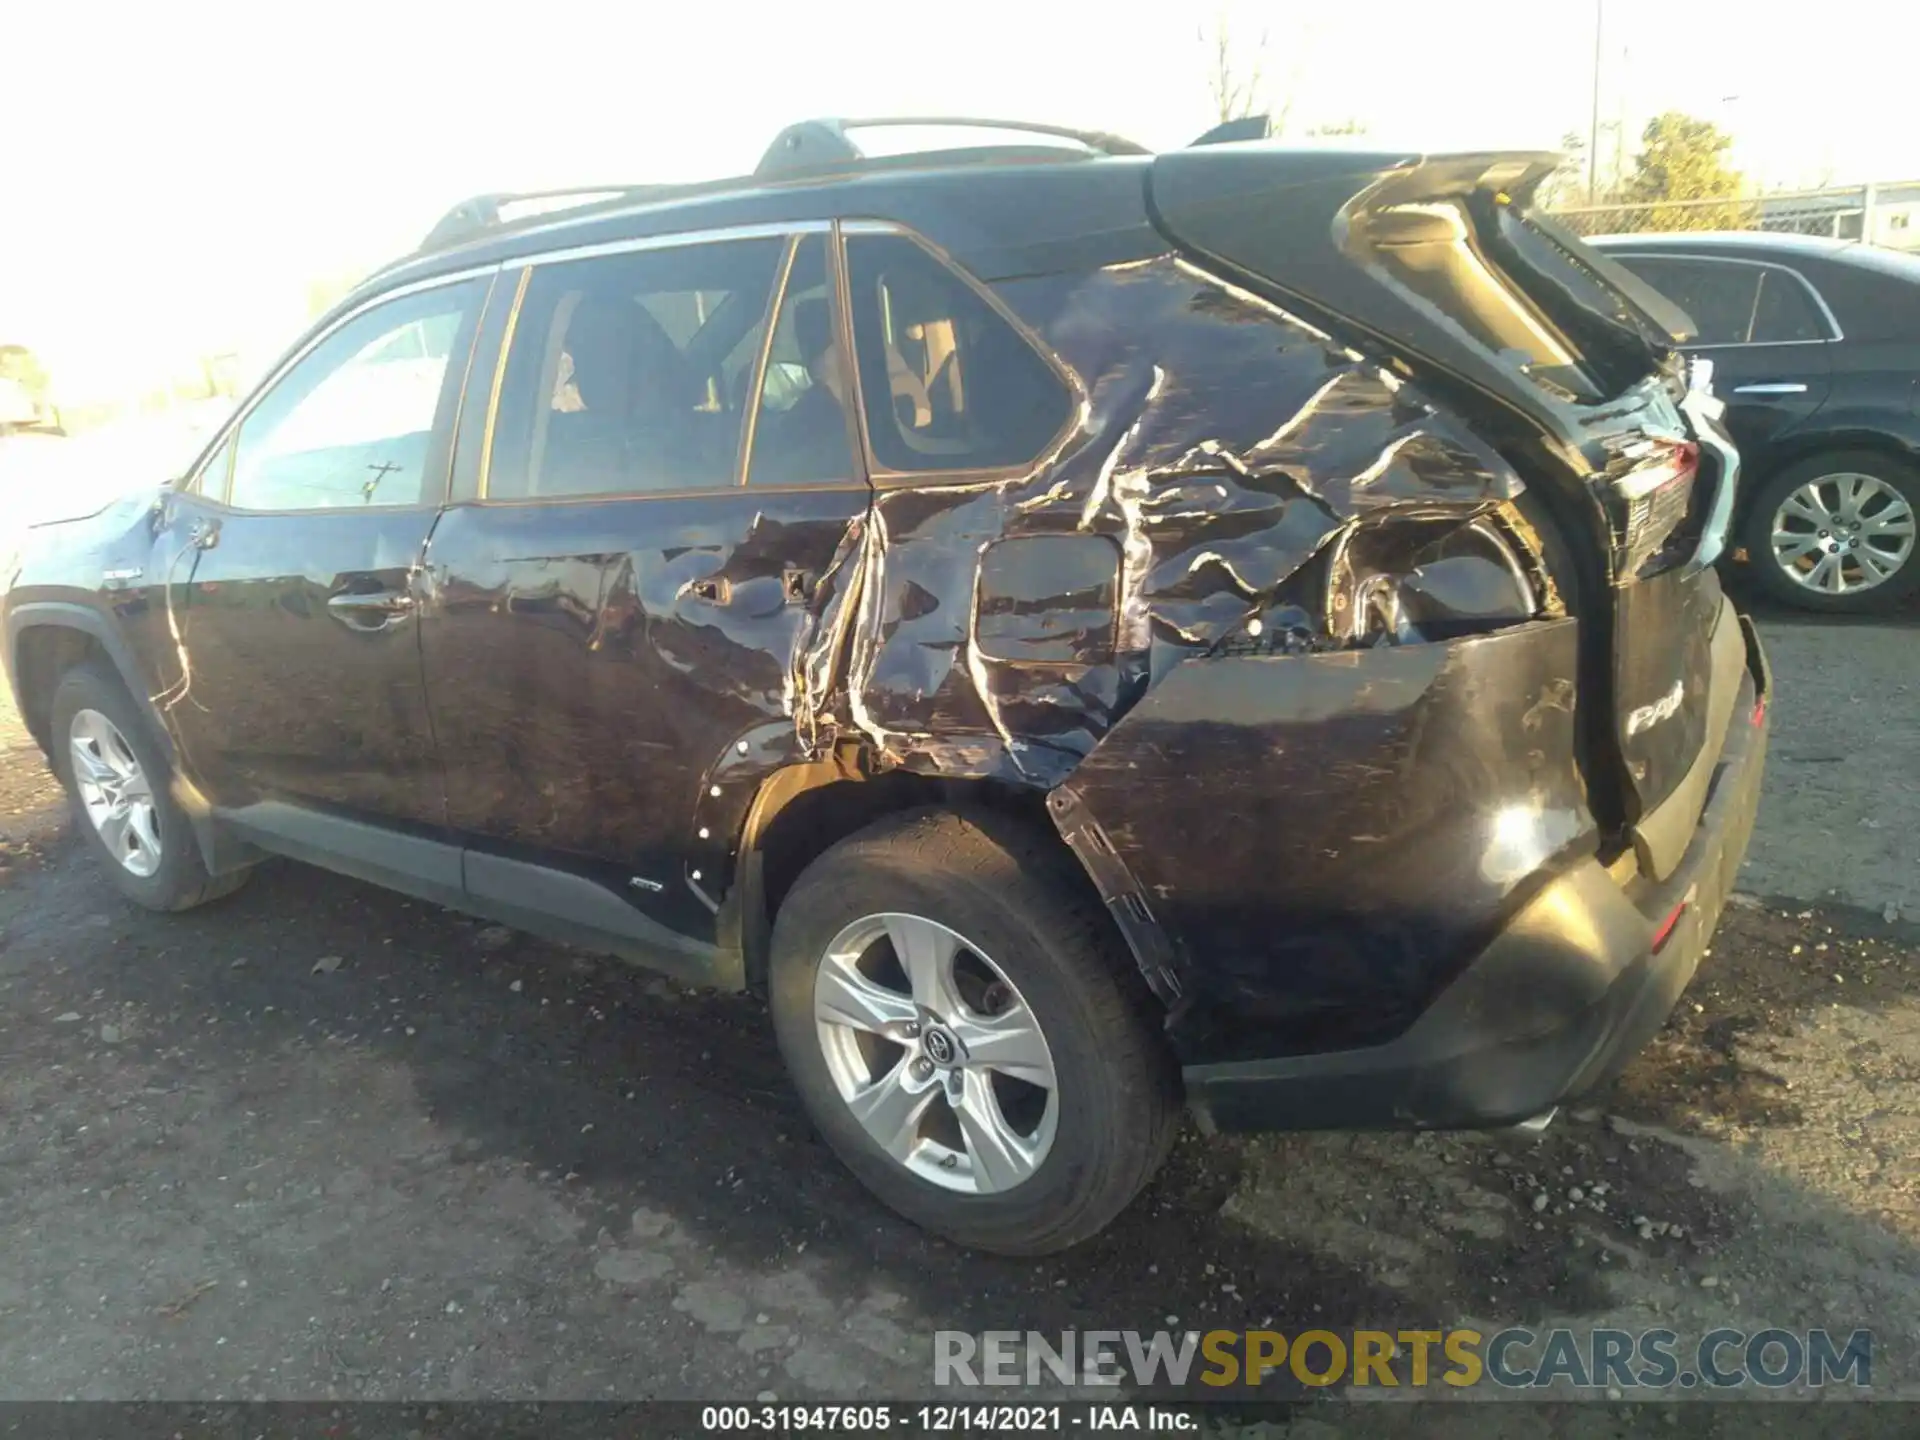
[{"xmin": 1, "ymin": 596, "xmax": 1916, "ymax": 1434}]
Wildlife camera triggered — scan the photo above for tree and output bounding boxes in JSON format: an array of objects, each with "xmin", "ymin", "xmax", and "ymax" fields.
[
  {"xmin": 1538, "ymin": 129, "xmax": 1593, "ymax": 212},
  {"xmin": 0, "ymin": 345, "xmax": 50, "ymax": 403},
  {"xmin": 1617, "ymin": 111, "xmax": 1754, "ymax": 232},
  {"xmin": 1201, "ymin": 13, "xmax": 1267, "ymax": 125},
  {"xmin": 0, "ymin": 345, "xmax": 52, "ymax": 426},
  {"xmin": 1196, "ymin": 8, "xmax": 1316, "ymax": 138}
]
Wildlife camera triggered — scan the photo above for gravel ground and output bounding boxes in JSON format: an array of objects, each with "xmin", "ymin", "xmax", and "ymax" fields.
[{"xmin": 0, "ymin": 595, "xmax": 1915, "ymax": 1435}]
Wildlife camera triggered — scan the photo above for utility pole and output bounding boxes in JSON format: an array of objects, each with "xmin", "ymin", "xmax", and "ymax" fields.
[{"xmin": 1588, "ymin": 0, "xmax": 1604, "ymax": 203}]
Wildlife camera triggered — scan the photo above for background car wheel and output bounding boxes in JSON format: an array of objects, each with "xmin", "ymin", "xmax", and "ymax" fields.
[
  {"xmin": 767, "ymin": 808, "xmax": 1181, "ymax": 1255},
  {"xmin": 50, "ymin": 662, "xmax": 248, "ymax": 912},
  {"xmin": 1741, "ymin": 451, "xmax": 1920, "ymax": 613}
]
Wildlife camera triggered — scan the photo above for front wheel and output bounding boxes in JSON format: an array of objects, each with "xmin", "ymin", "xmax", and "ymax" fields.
[
  {"xmin": 1742, "ymin": 451, "xmax": 1920, "ymax": 612},
  {"xmin": 50, "ymin": 662, "xmax": 248, "ymax": 911},
  {"xmin": 767, "ymin": 809, "xmax": 1181, "ymax": 1255}
]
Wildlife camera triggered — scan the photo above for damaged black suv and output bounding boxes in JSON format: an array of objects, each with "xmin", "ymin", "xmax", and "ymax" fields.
[{"xmin": 3, "ymin": 118, "xmax": 1769, "ymax": 1254}]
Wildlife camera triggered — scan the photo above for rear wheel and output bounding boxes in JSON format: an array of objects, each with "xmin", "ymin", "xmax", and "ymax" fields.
[
  {"xmin": 1742, "ymin": 451, "xmax": 1920, "ymax": 612},
  {"xmin": 50, "ymin": 663, "xmax": 247, "ymax": 911},
  {"xmin": 767, "ymin": 808, "xmax": 1180, "ymax": 1255}
]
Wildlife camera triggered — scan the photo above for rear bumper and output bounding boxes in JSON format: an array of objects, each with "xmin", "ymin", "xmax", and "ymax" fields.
[{"xmin": 1187, "ymin": 610, "xmax": 1770, "ymax": 1134}]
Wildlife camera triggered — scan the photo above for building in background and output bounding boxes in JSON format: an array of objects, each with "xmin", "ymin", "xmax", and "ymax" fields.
[{"xmin": 1759, "ymin": 182, "xmax": 1920, "ymax": 249}]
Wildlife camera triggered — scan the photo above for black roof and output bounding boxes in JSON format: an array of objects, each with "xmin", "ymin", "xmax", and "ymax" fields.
[
  {"xmin": 356, "ymin": 116, "xmax": 1186, "ymax": 300},
  {"xmin": 373, "ymin": 152, "xmax": 1164, "ymax": 300}
]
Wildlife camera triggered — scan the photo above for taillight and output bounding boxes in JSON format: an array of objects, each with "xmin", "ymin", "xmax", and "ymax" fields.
[
  {"xmin": 1325, "ymin": 515, "xmax": 1539, "ymax": 646},
  {"xmin": 1614, "ymin": 439, "xmax": 1700, "ymax": 580},
  {"xmin": 1651, "ymin": 898, "xmax": 1687, "ymax": 952},
  {"xmin": 1617, "ymin": 440, "xmax": 1699, "ymax": 500}
]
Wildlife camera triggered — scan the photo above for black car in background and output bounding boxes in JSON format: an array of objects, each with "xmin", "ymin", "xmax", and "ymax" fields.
[{"xmin": 1591, "ymin": 232, "xmax": 1920, "ymax": 612}]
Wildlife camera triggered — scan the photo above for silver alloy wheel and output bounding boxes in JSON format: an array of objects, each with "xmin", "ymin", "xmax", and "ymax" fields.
[
  {"xmin": 1770, "ymin": 471, "xmax": 1917, "ymax": 596},
  {"xmin": 813, "ymin": 912, "xmax": 1059, "ymax": 1194},
  {"xmin": 68, "ymin": 708, "xmax": 162, "ymax": 878}
]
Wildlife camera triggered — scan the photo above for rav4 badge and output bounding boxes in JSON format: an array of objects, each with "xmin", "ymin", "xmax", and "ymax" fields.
[{"xmin": 1626, "ymin": 680, "xmax": 1686, "ymax": 736}]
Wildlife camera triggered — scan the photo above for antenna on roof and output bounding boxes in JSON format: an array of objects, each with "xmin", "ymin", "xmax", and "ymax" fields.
[
  {"xmin": 1189, "ymin": 114, "xmax": 1273, "ymax": 147},
  {"xmin": 421, "ymin": 197, "xmax": 504, "ymax": 251}
]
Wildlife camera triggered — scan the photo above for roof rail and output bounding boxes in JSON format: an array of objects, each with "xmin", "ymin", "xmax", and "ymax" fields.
[
  {"xmin": 418, "ymin": 183, "xmax": 697, "ymax": 252},
  {"xmin": 755, "ymin": 116, "xmax": 1151, "ymax": 179},
  {"xmin": 414, "ymin": 117, "xmax": 1154, "ymax": 255}
]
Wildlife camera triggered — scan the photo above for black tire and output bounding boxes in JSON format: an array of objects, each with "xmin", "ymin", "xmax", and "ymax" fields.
[
  {"xmin": 768, "ymin": 807, "xmax": 1181, "ymax": 1255},
  {"xmin": 49, "ymin": 662, "xmax": 248, "ymax": 912},
  {"xmin": 1740, "ymin": 450, "xmax": 1920, "ymax": 613}
]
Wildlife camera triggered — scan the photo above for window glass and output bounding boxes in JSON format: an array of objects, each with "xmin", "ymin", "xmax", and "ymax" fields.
[
  {"xmin": 844, "ymin": 234, "xmax": 1071, "ymax": 473},
  {"xmin": 188, "ymin": 433, "xmax": 233, "ymax": 498},
  {"xmin": 1612, "ymin": 257, "xmax": 1763, "ymax": 346},
  {"xmin": 1750, "ymin": 270, "xmax": 1830, "ymax": 343},
  {"xmin": 487, "ymin": 238, "xmax": 782, "ymax": 500},
  {"xmin": 228, "ymin": 280, "xmax": 482, "ymax": 510},
  {"xmin": 746, "ymin": 236, "xmax": 857, "ymax": 487}
]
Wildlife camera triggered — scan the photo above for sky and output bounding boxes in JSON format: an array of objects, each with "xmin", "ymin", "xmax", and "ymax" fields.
[{"xmin": 7, "ymin": 0, "xmax": 1918, "ymax": 401}]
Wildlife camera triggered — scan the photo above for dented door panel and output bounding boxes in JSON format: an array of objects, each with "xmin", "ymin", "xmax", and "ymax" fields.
[
  {"xmin": 720, "ymin": 245, "xmax": 1587, "ymax": 1042},
  {"xmin": 427, "ymin": 242, "xmax": 1579, "ymax": 976},
  {"xmin": 1048, "ymin": 620, "xmax": 1592, "ymax": 1067},
  {"xmin": 823, "ymin": 255, "xmax": 1533, "ymax": 791},
  {"xmin": 419, "ymin": 489, "xmax": 869, "ymax": 939}
]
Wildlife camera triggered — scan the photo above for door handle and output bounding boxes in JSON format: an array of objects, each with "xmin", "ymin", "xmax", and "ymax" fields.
[
  {"xmin": 327, "ymin": 589, "xmax": 415, "ymax": 632},
  {"xmin": 1731, "ymin": 382, "xmax": 1809, "ymax": 395}
]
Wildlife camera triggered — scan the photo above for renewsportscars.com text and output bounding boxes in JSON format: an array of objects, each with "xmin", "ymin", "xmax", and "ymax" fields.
[{"xmin": 934, "ymin": 1327, "xmax": 1873, "ymax": 1391}]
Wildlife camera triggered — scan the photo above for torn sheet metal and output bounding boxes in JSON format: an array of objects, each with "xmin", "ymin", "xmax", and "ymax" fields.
[{"xmin": 810, "ymin": 253, "xmax": 1532, "ymax": 788}]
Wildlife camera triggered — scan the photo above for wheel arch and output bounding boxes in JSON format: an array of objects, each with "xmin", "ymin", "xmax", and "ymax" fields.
[
  {"xmin": 725, "ymin": 750, "xmax": 1098, "ymax": 994},
  {"xmin": 6, "ymin": 604, "xmax": 170, "ymax": 763},
  {"xmin": 1741, "ymin": 424, "xmax": 1920, "ymax": 498}
]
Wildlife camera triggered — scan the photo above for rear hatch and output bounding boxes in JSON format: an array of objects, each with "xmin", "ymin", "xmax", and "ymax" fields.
[{"xmin": 1148, "ymin": 144, "xmax": 1740, "ymax": 868}]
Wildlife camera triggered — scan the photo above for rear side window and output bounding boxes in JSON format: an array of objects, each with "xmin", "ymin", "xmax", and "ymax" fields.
[
  {"xmin": 745, "ymin": 235, "xmax": 858, "ymax": 487},
  {"xmin": 1609, "ymin": 255, "xmax": 1832, "ymax": 346},
  {"xmin": 844, "ymin": 234, "xmax": 1070, "ymax": 474},
  {"xmin": 1750, "ymin": 270, "xmax": 1831, "ymax": 343},
  {"xmin": 1612, "ymin": 257, "xmax": 1761, "ymax": 346},
  {"xmin": 487, "ymin": 238, "xmax": 782, "ymax": 500}
]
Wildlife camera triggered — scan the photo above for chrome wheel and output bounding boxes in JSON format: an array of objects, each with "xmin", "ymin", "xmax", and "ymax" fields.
[
  {"xmin": 1771, "ymin": 471, "xmax": 1916, "ymax": 597},
  {"xmin": 68, "ymin": 708, "xmax": 162, "ymax": 878},
  {"xmin": 813, "ymin": 912, "xmax": 1059, "ymax": 1194}
]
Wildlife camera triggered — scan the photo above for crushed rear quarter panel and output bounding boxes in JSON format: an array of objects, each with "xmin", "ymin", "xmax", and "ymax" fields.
[{"xmin": 777, "ymin": 252, "xmax": 1590, "ymax": 1061}]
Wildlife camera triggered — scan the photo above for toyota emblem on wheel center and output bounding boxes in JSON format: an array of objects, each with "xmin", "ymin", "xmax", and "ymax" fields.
[{"xmin": 923, "ymin": 1027, "xmax": 957, "ymax": 1066}]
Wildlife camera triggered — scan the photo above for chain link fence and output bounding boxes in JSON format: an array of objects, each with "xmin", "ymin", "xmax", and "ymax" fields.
[{"xmin": 1549, "ymin": 182, "xmax": 1920, "ymax": 250}]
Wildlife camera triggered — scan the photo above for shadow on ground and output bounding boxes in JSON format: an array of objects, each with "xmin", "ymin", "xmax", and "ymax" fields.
[{"xmin": 3, "ymin": 823, "xmax": 1916, "ymax": 1426}]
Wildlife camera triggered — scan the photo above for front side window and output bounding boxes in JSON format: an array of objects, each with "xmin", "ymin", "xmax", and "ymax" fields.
[
  {"xmin": 487, "ymin": 238, "xmax": 783, "ymax": 500},
  {"xmin": 227, "ymin": 280, "xmax": 484, "ymax": 510},
  {"xmin": 844, "ymin": 234, "xmax": 1071, "ymax": 474},
  {"xmin": 188, "ymin": 433, "xmax": 234, "ymax": 498}
]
